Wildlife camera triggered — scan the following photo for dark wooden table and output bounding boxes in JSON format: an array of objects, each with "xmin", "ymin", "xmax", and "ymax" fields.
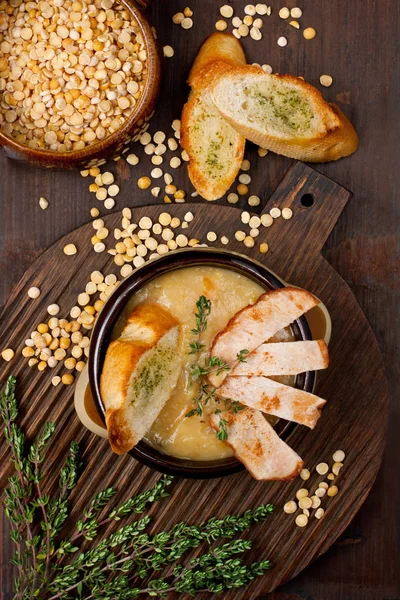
[{"xmin": 1, "ymin": 0, "xmax": 399, "ymax": 598}]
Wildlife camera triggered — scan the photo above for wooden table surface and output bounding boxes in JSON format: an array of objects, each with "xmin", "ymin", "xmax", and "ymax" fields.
[{"xmin": 0, "ymin": 0, "xmax": 399, "ymax": 598}]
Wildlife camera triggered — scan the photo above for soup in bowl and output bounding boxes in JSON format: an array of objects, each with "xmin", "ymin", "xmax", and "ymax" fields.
[{"xmin": 88, "ymin": 248, "xmax": 316, "ymax": 478}]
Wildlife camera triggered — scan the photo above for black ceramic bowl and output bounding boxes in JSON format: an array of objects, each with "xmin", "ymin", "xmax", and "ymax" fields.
[{"xmin": 88, "ymin": 248, "xmax": 315, "ymax": 479}]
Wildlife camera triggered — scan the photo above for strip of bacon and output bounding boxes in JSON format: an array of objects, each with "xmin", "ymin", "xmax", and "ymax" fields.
[
  {"xmin": 209, "ymin": 287, "xmax": 319, "ymax": 386},
  {"xmin": 218, "ymin": 376, "xmax": 326, "ymax": 429},
  {"xmin": 231, "ymin": 340, "xmax": 329, "ymax": 377},
  {"xmin": 209, "ymin": 407, "xmax": 303, "ymax": 480}
]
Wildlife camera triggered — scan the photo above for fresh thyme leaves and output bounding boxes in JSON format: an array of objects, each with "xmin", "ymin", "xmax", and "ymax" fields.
[
  {"xmin": 215, "ymin": 418, "xmax": 229, "ymax": 441},
  {"xmin": 186, "ymin": 297, "xmax": 249, "ymax": 440},
  {"xmin": 237, "ymin": 348, "xmax": 250, "ymax": 363},
  {"xmin": 215, "ymin": 399, "xmax": 244, "ymax": 441},
  {"xmin": 1, "ymin": 376, "xmax": 273, "ymax": 599},
  {"xmin": 189, "ymin": 356, "xmax": 231, "ymax": 382},
  {"xmin": 1, "ymin": 376, "xmax": 81, "ymax": 597},
  {"xmin": 188, "ymin": 295, "xmax": 211, "ymax": 354}
]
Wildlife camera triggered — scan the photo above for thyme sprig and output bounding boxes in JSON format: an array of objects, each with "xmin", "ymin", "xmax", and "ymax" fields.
[
  {"xmin": 186, "ymin": 296, "xmax": 248, "ymax": 438},
  {"xmin": 1, "ymin": 376, "xmax": 273, "ymax": 599},
  {"xmin": 188, "ymin": 295, "xmax": 212, "ymax": 355}
]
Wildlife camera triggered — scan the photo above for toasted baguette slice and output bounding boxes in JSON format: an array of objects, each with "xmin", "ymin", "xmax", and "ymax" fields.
[
  {"xmin": 209, "ymin": 287, "xmax": 319, "ymax": 386},
  {"xmin": 218, "ymin": 376, "xmax": 326, "ymax": 429},
  {"xmin": 188, "ymin": 32, "xmax": 246, "ymax": 89},
  {"xmin": 231, "ymin": 340, "xmax": 329, "ymax": 377},
  {"xmin": 181, "ymin": 33, "xmax": 246, "ymax": 201},
  {"xmin": 209, "ymin": 407, "xmax": 303, "ymax": 480},
  {"xmin": 211, "ymin": 66, "xmax": 359, "ymax": 162},
  {"xmin": 100, "ymin": 303, "xmax": 181, "ymax": 455}
]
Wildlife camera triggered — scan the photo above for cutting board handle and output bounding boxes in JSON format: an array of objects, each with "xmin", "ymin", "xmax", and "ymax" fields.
[{"xmin": 262, "ymin": 162, "xmax": 352, "ymax": 259}]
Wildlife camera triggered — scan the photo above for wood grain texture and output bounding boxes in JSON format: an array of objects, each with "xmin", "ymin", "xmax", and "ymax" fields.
[
  {"xmin": 1, "ymin": 0, "xmax": 399, "ymax": 598},
  {"xmin": 0, "ymin": 164, "xmax": 389, "ymax": 598}
]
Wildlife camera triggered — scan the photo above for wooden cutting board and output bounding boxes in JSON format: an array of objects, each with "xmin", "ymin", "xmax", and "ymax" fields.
[{"xmin": 0, "ymin": 162, "xmax": 389, "ymax": 598}]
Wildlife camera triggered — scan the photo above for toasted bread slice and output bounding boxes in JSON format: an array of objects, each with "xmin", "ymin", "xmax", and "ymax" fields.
[
  {"xmin": 218, "ymin": 376, "xmax": 326, "ymax": 429},
  {"xmin": 209, "ymin": 407, "xmax": 303, "ymax": 480},
  {"xmin": 209, "ymin": 287, "xmax": 319, "ymax": 386},
  {"xmin": 231, "ymin": 340, "xmax": 329, "ymax": 377},
  {"xmin": 100, "ymin": 303, "xmax": 181, "ymax": 455},
  {"xmin": 180, "ymin": 33, "xmax": 246, "ymax": 201},
  {"xmin": 188, "ymin": 32, "xmax": 246, "ymax": 89},
  {"xmin": 211, "ymin": 66, "xmax": 359, "ymax": 162}
]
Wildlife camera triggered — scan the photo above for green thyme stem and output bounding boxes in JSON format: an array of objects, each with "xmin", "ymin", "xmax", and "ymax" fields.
[
  {"xmin": 70, "ymin": 506, "xmax": 114, "ymax": 544},
  {"xmin": 8, "ymin": 478, "xmax": 33, "ymax": 596},
  {"xmin": 35, "ymin": 466, "xmax": 52, "ymax": 581},
  {"xmin": 69, "ymin": 474, "xmax": 172, "ymax": 546},
  {"xmin": 189, "ymin": 295, "xmax": 212, "ymax": 353},
  {"xmin": 48, "ymin": 505, "xmax": 274, "ymax": 599},
  {"xmin": 186, "ymin": 297, "xmax": 248, "ymax": 439},
  {"xmin": 2, "ymin": 376, "xmax": 273, "ymax": 600},
  {"xmin": 8, "ymin": 454, "xmax": 37, "ymax": 596},
  {"xmin": 13, "ymin": 540, "xmax": 24, "ymax": 597},
  {"xmin": 46, "ymin": 582, "xmax": 77, "ymax": 599},
  {"xmin": 10, "ymin": 478, "xmax": 37, "ymax": 596},
  {"xmin": 48, "ymin": 545, "xmax": 142, "ymax": 600}
]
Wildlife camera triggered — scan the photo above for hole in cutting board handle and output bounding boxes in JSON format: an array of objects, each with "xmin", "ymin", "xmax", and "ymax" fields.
[{"xmin": 301, "ymin": 193, "xmax": 314, "ymax": 207}]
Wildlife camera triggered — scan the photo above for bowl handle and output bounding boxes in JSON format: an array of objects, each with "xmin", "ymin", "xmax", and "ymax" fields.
[{"xmin": 74, "ymin": 366, "xmax": 108, "ymax": 439}]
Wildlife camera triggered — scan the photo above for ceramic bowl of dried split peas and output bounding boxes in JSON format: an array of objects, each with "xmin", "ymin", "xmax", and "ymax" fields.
[{"xmin": 0, "ymin": 0, "xmax": 161, "ymax": 169}]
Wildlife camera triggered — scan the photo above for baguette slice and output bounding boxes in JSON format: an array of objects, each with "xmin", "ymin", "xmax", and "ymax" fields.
[
  {"xmin": 100, "ymin": 303, "xmax": 181, "ymax": 455},
  {"xmin": 209, "ymin": 287, "xmax": 319, "ymax": 386},
  {"xmin": 231, "ymin": 340, "xmax": 329, "ymax": 377},
  {"xmin": 187, "ymin": 32, "xmax": 246, "ymax": 89},
  {"xmin": 218, "ymin": 376, "xmax": 326, "ymax": 429},
  {"xmin": 181, "ymin": 33, "xmax": 246, "ymax": 201},
  {"xmin": 212, "ymin": 66, "xmax": 359, "ymax": 162},
  {"xmin": 209, "ymin": 407, "xmax": 303, "ymax": 480}
]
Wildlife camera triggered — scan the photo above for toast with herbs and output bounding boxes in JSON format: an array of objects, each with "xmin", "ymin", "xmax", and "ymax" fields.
[
  {"xmin": 211, "ymin": 66, "xmax": 359, "ymax": 162},
  {"xmin": 181, "ymin": 33, "xmax": 246, "ymax": 201},
  {"xmin": 100, "ymin": 303, "xmax": 181, "ymax": 454}
]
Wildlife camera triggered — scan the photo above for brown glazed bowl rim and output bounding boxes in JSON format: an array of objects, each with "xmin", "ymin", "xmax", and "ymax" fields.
[
  {"xmin": 88, "ymin": 248, "xmax": 315, "ymax": 479},
  {"xmin": 0, "ymin": 0, "xmax": 159, "ymax": 164}
]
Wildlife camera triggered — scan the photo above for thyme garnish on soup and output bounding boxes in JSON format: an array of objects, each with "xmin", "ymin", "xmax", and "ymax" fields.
[{"xmin": 186, "ymin": 296, "xmax": 248, "ymax": 439}]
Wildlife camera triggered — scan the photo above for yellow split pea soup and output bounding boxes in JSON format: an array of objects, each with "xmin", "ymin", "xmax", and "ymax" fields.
[{"xmin": 112, "ymin": 266, "xmax": 295, "ymax": 461}]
